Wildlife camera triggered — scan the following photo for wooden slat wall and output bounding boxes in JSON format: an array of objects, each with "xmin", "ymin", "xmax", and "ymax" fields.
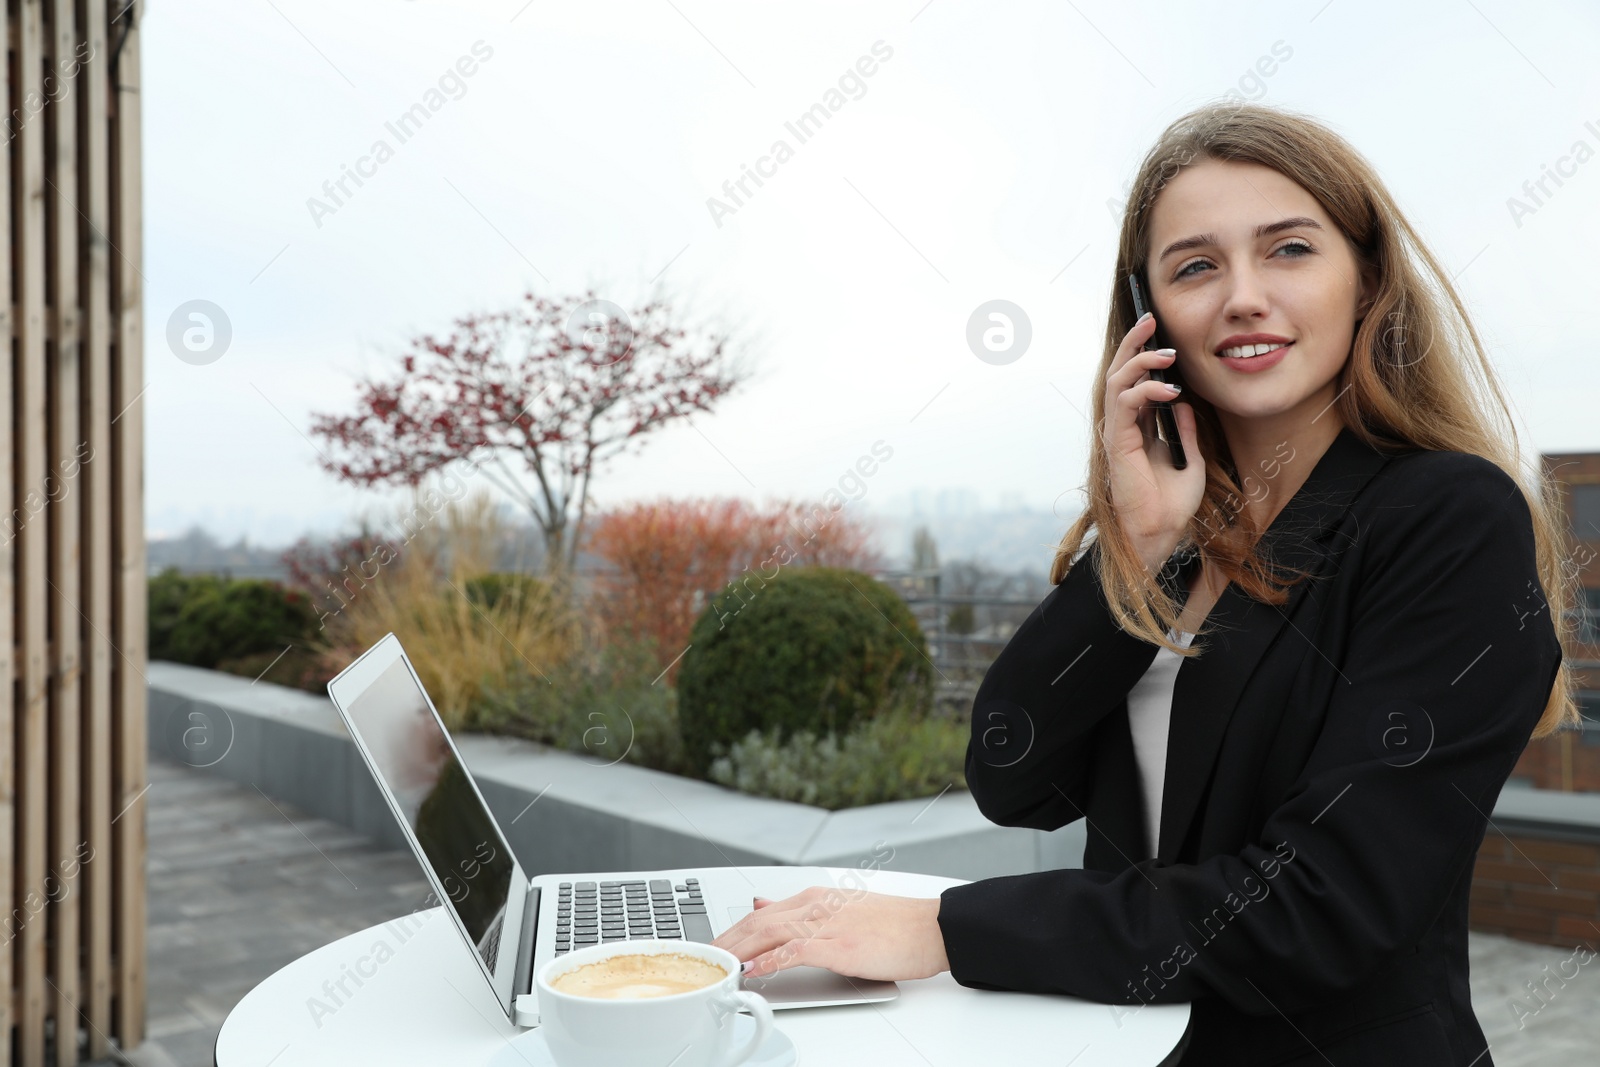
[
  {"xmin": 47, "ymin": 0, "xmax": 83, "ymax": 1063},
  {"xmin": 0, "ymin": 0, "xmax": 12, "ymax": 1058},
  {"xmin": 76, "ymin": 1, "xmax": 112, "ymax": 1058},
  {"xmin": 18, "ymin": 5, "xmax": 51, "ymax": 1064},
  {"xmin": 109, "ymin": 0, "xmax": 145, "ymax": 1052},
  {"xmin": 4, "ymin": 2, "xmax": 144, "ymax": 1064}
]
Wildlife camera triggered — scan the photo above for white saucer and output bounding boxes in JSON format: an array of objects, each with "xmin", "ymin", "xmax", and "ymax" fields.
[{"xmin": 486, "ymin": 1013, "xmax": 797, "ymax": 1067}]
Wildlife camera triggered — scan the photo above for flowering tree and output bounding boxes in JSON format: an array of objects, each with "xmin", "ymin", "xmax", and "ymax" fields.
[
  {"xmin": 588, "ymin": 496, "xmax": 884, "ymax": 683},
  {"xmin": 309, "ymin": 288, "xmax": 749, "ymax": 584}
]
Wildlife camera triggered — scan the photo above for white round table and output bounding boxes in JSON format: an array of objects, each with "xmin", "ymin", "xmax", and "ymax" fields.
[{"xmin": 214, "ymin": 867, "xmax": 1190, "ymax": 1065}]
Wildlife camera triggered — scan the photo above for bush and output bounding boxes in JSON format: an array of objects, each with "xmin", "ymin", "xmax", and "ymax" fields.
[
  {"xmin": 706, "ymin": 703, "xmax": 968, "ymax": 810},
  {"xmin": 462, "ymin": 572, "xmax": 549, "ymax": 611},
  {"xmin": 147, "ymin": 568, "xmax": 318, "ymax": 668},
  {"xmin": 307, "ymin": 492, "xmax": 580, "ymax": 731},
  {"xmin": 675, "ymin": 566, "xmax": 933, "ymax": 775},
  {"xmin": 476, "ymin": 636, "xmax": 965, "ymax": 808},
  {"xmin": 214, "ymin": 645, "xmax": 331, "ymax": 692},
  {"xmin": 587, "ymin": 496, "xmax": 887, "ymax": 687},
  {"xmin": 475, "ymin": 634, "xmax": 692, "ymax": 777}
]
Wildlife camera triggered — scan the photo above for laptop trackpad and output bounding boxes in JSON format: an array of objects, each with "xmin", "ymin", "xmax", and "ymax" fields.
[{"xmin": 724, "ymin": 905, "xmax": 899, "ymax": 1007}]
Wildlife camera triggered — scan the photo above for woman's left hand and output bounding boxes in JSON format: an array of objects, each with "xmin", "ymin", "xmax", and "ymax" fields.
[{"xmin": 709, "ymin": 886, "xmax": 951, "ymax": 982}]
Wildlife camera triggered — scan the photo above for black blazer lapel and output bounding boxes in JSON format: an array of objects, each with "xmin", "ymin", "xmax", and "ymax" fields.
[{"xmin": 1155, "ymin": 425, "xmax": 1398, "ymax": 864}]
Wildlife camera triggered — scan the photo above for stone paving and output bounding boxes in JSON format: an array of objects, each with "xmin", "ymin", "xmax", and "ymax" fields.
[
  {"xmin": 102, "ymin": 756, "xmax": 1600, "ymax": 1066},
  {"xmin": 1468, "ymin": 932, "xmax": 1600, "ymax": 1066},
  {"xmin": 120, "ymin": 757, "xmax": 432, "ymax": 1067}
]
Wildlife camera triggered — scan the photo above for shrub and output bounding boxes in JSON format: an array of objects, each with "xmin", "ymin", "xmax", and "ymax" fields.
[
  {"xmin": 307, "ymin": 492, "xmax": 580, "ymax": 730},
  {"xmin": 148, "ymin": 568, "xmax": 194, "ymax": 659},
  {"xmin": 675, "ymin": 566, "xmax": 933, "ymax": 775},
  {"xmin": 587, "ymin": 498, "xmax": 758, "ymax": 688},
  {"xmin": 462, "ymin": 572, "xmax": 549, "ymax": 611},
  {"xmin": 147, "ymin": 568, "xmax": 318, "ymax": 668},
  {"xmin": 281, "ymin": 524, "xmax": 390, "ymax": 603},
  {"xmin": 706, "ymin": 703, "xmax": 968, "ymax": 810},
  {"xmin": 476, "ymin": 633, "xmax": 965, "ymax": 808},
  {"xmin": 588, "ymin": 497, "xmax": 885, "ymax": 688},
  {"xmin": 213, "ymin": 646, "xmax": 329, "ymax": 691},
  {"xmin": 475, "ymin": 634, "xmax": 692, "ymax": 776}
]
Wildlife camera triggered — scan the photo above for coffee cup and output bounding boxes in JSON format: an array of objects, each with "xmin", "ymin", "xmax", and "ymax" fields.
[{"xmin": 534, "ymin": 939, "xmax": 774, "ymax": 1067}]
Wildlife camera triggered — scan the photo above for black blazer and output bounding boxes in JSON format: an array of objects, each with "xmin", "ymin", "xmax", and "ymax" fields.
[{"xmin": 935, "ymin": 425, "xmax": 1564, "ymax": 1067}]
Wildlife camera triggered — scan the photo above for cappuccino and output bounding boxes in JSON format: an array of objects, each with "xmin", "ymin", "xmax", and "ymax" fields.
[{"xmin": 550, "ymin": 952, "xmax": 728, "ymax": 1000}]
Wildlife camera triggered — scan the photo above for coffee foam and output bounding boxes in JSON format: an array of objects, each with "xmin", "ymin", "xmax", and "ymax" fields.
[{"xmin": 549, "ymin": 951, "xmax": 728, "ymax": 1000}]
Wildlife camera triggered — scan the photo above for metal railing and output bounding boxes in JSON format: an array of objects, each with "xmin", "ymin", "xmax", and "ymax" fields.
[{"xmin": 874, "ymin": 568, "xmax": 1046, "ymax": 715}]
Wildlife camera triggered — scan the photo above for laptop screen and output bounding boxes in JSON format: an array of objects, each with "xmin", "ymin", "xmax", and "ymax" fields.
[{"xmin": 343, "ymin": 656, "xmax": 516, "ymax": 970}]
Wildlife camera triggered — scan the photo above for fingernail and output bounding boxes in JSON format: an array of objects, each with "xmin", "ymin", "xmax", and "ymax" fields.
[
  {"xmin": 1153, "ymin": 348, "xmax": 1176, "ymax": 356},
  {"xmin": 740, "ymin": 960, "xmax": 755, "ymax": 974},
  {"xmin": 1136, "ymin": 312, "xmax": 1152, "ymax": 324},
  {"xmin": 1164, "ymin": 383, "xmax": 1182, "ymax": 394}
]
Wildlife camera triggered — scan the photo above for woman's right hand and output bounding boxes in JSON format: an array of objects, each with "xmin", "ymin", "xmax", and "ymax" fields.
[{"xmin": 1102, "ymin": 313, "xmax": 1205, "ymax": 569}]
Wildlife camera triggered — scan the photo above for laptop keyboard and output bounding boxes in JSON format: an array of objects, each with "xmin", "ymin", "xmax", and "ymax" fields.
[{"xmin": 553, "ymin": 878, "xmax": 712, "ymax": 956}]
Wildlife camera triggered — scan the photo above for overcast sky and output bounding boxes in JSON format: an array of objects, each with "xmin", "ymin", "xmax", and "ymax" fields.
[{"xmin": 143, "ymin": 0, "xmax": 1600, "ymax": 550}]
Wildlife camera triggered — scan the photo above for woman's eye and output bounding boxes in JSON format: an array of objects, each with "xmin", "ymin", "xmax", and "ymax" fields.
[{"xmin": 1174, "ymin": 239, "xmax": 1314, "ymax": 280}]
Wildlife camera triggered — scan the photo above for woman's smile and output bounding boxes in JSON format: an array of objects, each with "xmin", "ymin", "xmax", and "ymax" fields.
[{"xmin": 1215, "ymin": 342, "xmax": 1291, "ymax": 372}]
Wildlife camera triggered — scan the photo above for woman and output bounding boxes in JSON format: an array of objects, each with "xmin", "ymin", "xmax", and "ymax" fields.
[{"xmin": 710, "ymin": 101, "xmax": 1577, "ymax": 1065}]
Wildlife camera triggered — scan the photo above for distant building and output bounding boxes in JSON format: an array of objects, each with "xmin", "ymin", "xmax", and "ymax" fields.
[
  {"xmin": 996, "ymin": 490, "xmax": 1030, "ymax": 512},
  {"xmin": 1510, "ymin": 447, "xmax": 1600, "ymax": 791}
]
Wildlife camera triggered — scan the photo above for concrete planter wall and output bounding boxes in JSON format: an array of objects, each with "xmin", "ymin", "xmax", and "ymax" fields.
[{"xmin": 146, "ymin": 662, "xmax": 1087, "ymax": 880}]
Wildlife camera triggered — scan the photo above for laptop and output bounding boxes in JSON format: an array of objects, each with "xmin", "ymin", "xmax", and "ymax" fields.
[{"xmin": 326, "ymin": 632, "xmax": 899, "ymax": 1027}]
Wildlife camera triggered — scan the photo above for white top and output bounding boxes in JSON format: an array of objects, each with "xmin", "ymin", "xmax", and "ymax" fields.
[{"xmin": 1127, "ymin": 627, "xmax": 1196, "ymax": 858}]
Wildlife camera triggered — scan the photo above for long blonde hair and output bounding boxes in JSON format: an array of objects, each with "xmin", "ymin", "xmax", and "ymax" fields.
[{"xmin": 1049, "ymin": 100, "xmax": 1579, "ymax": 740}]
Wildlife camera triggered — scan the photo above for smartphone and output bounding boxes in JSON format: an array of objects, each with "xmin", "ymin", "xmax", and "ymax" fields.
[{"xmin": 1127, "ymin": 273, "xmax": 1187, "ymax": 471}]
